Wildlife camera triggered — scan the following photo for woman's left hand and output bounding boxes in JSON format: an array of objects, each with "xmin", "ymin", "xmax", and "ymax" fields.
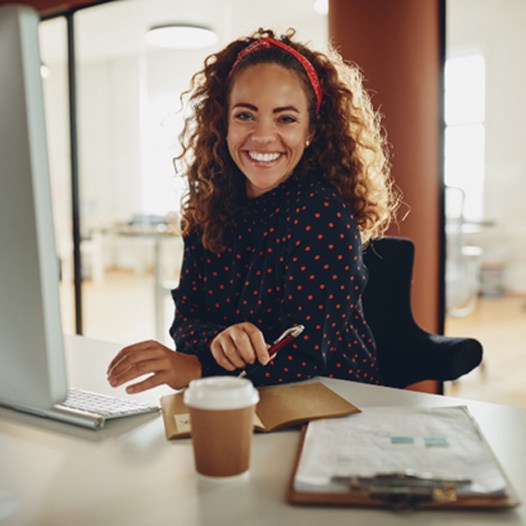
[{"xmin": 106, "ymin": 340, "xmax": 202, "ymax": 394}]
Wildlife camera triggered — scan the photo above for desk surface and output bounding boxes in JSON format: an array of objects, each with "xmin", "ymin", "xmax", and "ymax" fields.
[{"xmin": 1, "ymin": 335, "xmax": 524, "ymax": 526}]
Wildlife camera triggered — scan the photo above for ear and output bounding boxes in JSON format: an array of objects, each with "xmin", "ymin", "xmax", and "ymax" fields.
[{"xmin": 306, "ymin": 130, "xmax": 315, "ymax": 147}]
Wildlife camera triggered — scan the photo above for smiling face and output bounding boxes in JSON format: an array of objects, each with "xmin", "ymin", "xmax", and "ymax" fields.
[{"xmin": 227, "ymin": 62, "xmax": 313, "ymax": 198}]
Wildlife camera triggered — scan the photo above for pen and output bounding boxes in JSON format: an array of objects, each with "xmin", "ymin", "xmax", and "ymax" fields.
[{"xmin": 237, "ymin": 324, "xmax": 305, "ymax": 379}]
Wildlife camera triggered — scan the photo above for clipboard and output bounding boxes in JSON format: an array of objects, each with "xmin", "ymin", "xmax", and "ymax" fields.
[{"xmin": 287, "ymin": 406, "xmax": 521, "ymax": 510}]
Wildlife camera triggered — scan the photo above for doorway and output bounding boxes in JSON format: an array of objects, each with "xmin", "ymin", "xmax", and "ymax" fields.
[{"xmin": 444, "ymin": 0, "xmax": 526, "ymax": 407}]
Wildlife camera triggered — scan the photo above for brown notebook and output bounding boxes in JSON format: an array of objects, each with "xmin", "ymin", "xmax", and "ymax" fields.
[{"xmin": 159, "ymin": 381, "xmax": 361, "ymax": 440}]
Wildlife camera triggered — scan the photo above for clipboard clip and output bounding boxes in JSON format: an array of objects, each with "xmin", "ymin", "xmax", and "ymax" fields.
[{"xmin": 332, "ymin": 470, "xmax": 472, "ymax": 509}]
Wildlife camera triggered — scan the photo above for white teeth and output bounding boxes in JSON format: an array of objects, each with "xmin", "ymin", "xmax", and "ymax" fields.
[{"xmin": 248, "ymin": 151, "xmax": 280, "ymax": 162}]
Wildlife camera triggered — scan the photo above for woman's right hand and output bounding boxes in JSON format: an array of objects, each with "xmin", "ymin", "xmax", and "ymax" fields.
[
  {"xmin": 210, "ymin": 322, "xmax": 270, "ymax": 371},
  {"xmin": 107, "ymin": 340, "xmax": 202, "ymax": 394}
]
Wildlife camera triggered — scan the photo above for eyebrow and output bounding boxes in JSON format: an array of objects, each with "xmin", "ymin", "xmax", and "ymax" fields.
[{"xmin": 232, "ymin": 102, "xmax": 301, "ymax": 114}]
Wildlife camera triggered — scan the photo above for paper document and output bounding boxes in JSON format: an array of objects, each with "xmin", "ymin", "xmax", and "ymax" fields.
[{"xmin": 294, "ymin": 406, "xmax": 508, "ymax": 497}]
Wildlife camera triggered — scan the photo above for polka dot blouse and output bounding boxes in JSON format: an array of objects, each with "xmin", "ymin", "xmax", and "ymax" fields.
[{"xmin": 170, "ymin": 175, "xmax": 382, "ymax": 386}]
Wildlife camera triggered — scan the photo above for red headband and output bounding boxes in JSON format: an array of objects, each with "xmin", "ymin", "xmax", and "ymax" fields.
[{"xmin": 228, "ymin": 37, "xmax": 323, "ymax": 113}]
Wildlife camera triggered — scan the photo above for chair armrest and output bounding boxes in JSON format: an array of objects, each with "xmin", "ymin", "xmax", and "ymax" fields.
[{"xmin": 378, "ymin": 328, "xmax": 483, "ymax": 388}]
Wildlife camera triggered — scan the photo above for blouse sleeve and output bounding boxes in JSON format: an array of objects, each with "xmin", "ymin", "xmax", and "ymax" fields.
[{"xmin": 169, "ymin": 235, "xmax": 228, "ymax": 376}]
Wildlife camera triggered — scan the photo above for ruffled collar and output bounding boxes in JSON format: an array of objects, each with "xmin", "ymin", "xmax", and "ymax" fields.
[{"xmin": 241, "ymin": 176, "xmax": 299, "ymax": 218}]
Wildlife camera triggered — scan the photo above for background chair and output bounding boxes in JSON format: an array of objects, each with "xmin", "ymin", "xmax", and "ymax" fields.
[
  {"xmin": 362, "ymin": 236, "xmax": 483, "ymax": 389},
  {"xmin": 445, "ymin": 185, "xmax": 483, "ymax": 317}
]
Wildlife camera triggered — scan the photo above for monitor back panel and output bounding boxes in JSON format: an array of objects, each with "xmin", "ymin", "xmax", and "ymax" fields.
[{"xmin": 0, "ymin": 4, "xmax": 67, "ymax": 411}]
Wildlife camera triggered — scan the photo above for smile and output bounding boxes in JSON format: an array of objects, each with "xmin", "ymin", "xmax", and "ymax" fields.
[{"xmin": 247, "ymin": 151, "xmax": 281, "ymax": 163}]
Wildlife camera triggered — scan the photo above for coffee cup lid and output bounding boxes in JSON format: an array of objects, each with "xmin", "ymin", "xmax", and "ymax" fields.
[{"xmin": 184, "ymin": 376, "xmax": 259, "ymax": 410}]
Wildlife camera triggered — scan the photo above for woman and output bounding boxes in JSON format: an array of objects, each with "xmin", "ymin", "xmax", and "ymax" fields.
[{"xmin": 107, "ymin": 28, "xmax": 399, "ymax": 394}]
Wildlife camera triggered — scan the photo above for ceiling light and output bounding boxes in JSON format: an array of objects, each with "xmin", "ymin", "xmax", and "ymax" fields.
[{"xmin": 145, "ymin": 24, "xmax": 218, "ymax": 49}]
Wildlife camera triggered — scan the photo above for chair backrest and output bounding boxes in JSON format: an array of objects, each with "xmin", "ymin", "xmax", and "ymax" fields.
[
  {"xmin": 362, "ymin": 236, "xmax": 483, "ymax": 388},
  {"xmin": 362, "ymin": 236, "xmax": 416, "ymax": 344},
  {"xmin": 362, "ymin": 237, "xmax": 417, "ymax": 386}
]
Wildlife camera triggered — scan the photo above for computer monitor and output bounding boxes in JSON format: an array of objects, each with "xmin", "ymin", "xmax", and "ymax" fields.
[{"xmin": 0, "ymin": 4, "xmax": 68, "ymax": 413}]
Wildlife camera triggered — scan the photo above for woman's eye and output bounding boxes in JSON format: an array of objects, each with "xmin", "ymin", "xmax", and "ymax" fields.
[
  {"xmin": 279, "ymin": 115, "xmax": 298, "ymax": 124},
  {"xmin": 233, "ymin": 111, "xmax": 252, "ymax": 121}
]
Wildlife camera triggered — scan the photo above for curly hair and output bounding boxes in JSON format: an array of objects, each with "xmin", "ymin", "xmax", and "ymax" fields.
[{"xmin": 175, "ymin": 28, "xmax": 400, "ymax": 253}]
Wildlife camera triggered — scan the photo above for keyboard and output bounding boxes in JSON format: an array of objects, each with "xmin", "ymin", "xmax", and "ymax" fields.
[{"xmin": 54, "ymin": 388, "xmax": 160, "ymax": 427}]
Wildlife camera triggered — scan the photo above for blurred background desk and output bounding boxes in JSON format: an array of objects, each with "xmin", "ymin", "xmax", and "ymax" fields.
[
  {"xmin": 1, "ymin": 335, "xmax": 524, "ymax": 526},
  {"xmin": 106, "ymin": 221, "xmax": 181, "ymax": 339}
]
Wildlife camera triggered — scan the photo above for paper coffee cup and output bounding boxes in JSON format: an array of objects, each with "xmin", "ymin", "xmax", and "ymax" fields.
[{"xmin": 184, "ymin": 376, "xmax": 260, "ymax": 478}]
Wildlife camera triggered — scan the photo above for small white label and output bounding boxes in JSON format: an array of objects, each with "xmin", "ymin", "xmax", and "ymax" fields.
[{"xmin": 174, "ymin": 413, "xmax": 192, "ymax": 433}]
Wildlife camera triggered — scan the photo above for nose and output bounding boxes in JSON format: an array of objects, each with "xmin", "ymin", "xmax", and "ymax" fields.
[{"xmin": 251, "ymin": 117, "xmax": 275, "ymax": 144}]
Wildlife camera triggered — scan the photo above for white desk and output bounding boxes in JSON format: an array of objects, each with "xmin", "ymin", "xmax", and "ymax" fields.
[{"xmin": 1, "ymin": 336, "xmax": 524, "ymax": 526}]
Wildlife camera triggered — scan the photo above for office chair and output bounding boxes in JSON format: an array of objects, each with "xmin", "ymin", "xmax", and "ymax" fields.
[{"xmin": 362, "ymin": 236, "xmax": 483, "ymax": 389}]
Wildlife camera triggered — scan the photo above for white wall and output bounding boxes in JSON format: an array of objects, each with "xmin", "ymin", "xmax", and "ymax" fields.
[
  {"xmin": 78, "ymin": 57, "xmax": 144, "ymax": 225},
  {"xmin": 448, "ymin": 0, "xmax": 526, "ymax": 293}
]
